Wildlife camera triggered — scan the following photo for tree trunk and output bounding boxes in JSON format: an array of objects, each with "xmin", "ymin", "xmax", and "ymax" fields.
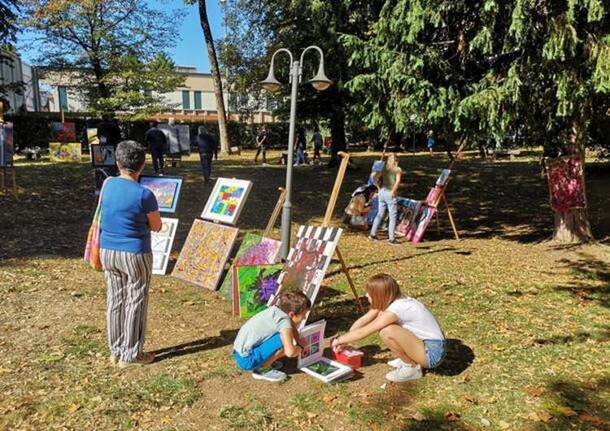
[
  {"xmin": 328, "ymin": 107, "xmax": 346, "ymax": 167},
  {"xmin": 198, "ymin": 0, "xmax": 230, "ymax": 155},
  {"xmin": 552, "ymin": 120, "xmax": 593, "ymax": 243}
]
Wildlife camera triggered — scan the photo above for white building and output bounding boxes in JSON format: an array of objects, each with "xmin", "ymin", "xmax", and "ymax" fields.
[
  {"xmin": 0, "ymin": 51, "xmax": 41, "ymax": 113},
  {"xmin": 38, "ymin": 65, "xmax": 276, "ymax": 123}
]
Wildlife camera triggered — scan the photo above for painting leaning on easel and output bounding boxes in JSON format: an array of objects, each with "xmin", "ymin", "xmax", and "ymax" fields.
[
  {"xmin": 151, "ymin": 217, "xmax": 179, "ymax": 275},
  {"xmin": 49, "ymin": 142, "xmax": 82, "ymax": 162}
]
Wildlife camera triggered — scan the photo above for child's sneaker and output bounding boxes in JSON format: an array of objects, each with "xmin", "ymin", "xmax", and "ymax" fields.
[
  {"xmin": 252, "ymin": 368, "xmax": 287, "ymax": 382},
  {"xmin": 385, "ymin": 364, "xmax": 422, "ymax": 382},
  {"xmin": 387, "ymin": 358, "xmax": 411, "ymax": 368}
]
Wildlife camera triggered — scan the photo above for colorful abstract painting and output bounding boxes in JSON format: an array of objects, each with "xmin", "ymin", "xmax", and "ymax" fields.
[
  {"xmin": 396, "ymin": 198, "xmax": 422, "ymax": 237},
  {"xmin": 139, "ymin": 176, "xmax": 183, "ymax": 213},
  {"xmin": 172, "ymin": 219, "xmax": 238, "ymax": 290},
  {"xmin": 234, "ymin": 264, "xmax": 283, "ymax": 318},
  {"xmin": 406, "ymin": 206, "xmax": 437, "ymax": 243},
  {"xmin": 49, "ymin": 142, "xmax": 82, "ymax": 162},
  {"xmin": 220, "ymin": 233, "xmax": 281, "ymax": 299},
  {"xmin": 201, "ymin": 178, "xmax": 252, "ymax": 225},
  {"xmin": 273, "ymin": 226, "xmax": 342, "ymax": 323},
  {"xmin": 151, "ymin": 218, "xmax": 179, "ymax": 275},
  {"xmin": 90, "ymin": 144, "xmax": 116, "ymax": 167},
  {"xmin": 50, "ymin": 122, "xmax": 76, "ymax": 142},
  {"xmin": 547, "ymin": 157, "xmax": 586, "ymax": 212},
  {"xmin": 0, "ymin": 122, "xmax": 14, "ymax": 167}
]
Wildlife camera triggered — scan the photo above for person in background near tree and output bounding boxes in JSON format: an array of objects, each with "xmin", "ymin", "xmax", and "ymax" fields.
[
  {"xmin": 369, "ymin": 153, "xmax": 402, "ymax": 245},
  {"xmin": 144, "ymin": 121, "xmax": 167, "ymax": 175},
  {"xmin": 254, "ymin": 126, "xmax": 268, "ymax": 164},
  {"xmin": 426, "ymin": 130, "xmax": 436, "ymax": 153},
  {"xmin": 294, "ymin": 126, "xmax": 307, "ymax": 166},
  {"xmin": 197, "ymin": 126, "xmax": 218, "ymax": 184},
  {"xmin": 312, "ymin": 127, "xmax": 323, "ymax": 164},
  {"xmin": 100, "ymin": 140, "xmax": 162, "ymax": 368},
  {"xmin": 98, "ymin": 114, "xmax": 122, "ymax": 147}
]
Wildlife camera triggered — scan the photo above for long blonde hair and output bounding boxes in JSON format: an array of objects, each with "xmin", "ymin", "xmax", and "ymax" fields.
[{"xmin": 364, "ymin": 273, "xmax": 401, "ymax": 310}]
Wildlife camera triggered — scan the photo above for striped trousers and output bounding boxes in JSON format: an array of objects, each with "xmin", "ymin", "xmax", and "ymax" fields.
[{"xmin": 101, "ymin": 249, "xmax": 153, "ymax": 363}]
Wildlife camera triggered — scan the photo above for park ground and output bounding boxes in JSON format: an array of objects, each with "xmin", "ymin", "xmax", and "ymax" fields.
[{"xmin": 0, "ymin": 149, "xmax": 609, "ymax": 431}]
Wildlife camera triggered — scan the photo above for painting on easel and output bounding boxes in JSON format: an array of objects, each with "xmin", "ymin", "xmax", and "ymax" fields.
[
  {"xmin": 139, "ymin": 175, "xmax": 183, "ymax": 213},
  {"xmin": 50, "ymin": 122, "xmax": 76, "ymax": 142},
  {"xmin": 151, "ymin": 217, "xmax": 179, "ymax": 275},
  {"xmin": 201, "ymin": 178, "xmax": 252, "ymax": 225},
  {"xmin": 234, "ymin": 264, "xmax": 283, "ymax": 318},
  {"xmin": 272, "ymin": 226, "xmax": 342, "ymax": 318},
  {"xmin": 49, "ymin": 142, "xmax": 82, "ymax": 162},
  {"xmin": 90, "ymin": 144, "xmax": 116, "ymax": 167},
  {"xmin": 0, "ymin": 122, "xmax": 14, "ymax": 167}
]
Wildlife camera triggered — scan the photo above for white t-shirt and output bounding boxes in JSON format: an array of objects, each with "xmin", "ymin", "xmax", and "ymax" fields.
[{"xmin": 386, "ymin": 297, "xmax": 444, "ymax": 341}]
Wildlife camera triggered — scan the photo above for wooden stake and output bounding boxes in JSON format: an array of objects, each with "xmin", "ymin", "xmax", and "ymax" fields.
[
  {"xmin": 263, "ymin": 187, "xmax": 286, "ymax": 238},
  {"xmin": 321, "ymin": 151, "xmax": 364, "ymax": 313},
  {"xmin": 442, "ymin": 193, "xmax": 459, "ymax": 240},
  {"xmin": 60, "ymin": 110, "xmax": 65, "ymax": 124}
]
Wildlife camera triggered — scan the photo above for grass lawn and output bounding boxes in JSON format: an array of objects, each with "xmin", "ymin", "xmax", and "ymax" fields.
[{"xmin": 0, "ymin": 149, "xmax": 608, "ymax": 430}]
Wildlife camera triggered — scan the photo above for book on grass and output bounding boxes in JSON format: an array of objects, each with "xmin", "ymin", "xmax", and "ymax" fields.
[{"xmin": 297, "ymin": 320, "xmax": 353, "ymax": 383}]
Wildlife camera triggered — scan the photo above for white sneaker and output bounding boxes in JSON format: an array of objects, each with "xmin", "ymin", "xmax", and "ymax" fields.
[
  {"xmin": 387, "ymin": 358, "xmax": 411, "ymax": 368},
  {"xmin": 252, "ymin": 368, "xmax": 286, "ymax": 382},
  {"xmin": 385, "ymin": 364, "xmax": 423, "ymax": 382}
]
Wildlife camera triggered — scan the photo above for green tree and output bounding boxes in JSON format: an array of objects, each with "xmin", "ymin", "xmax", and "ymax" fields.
[
  {"xmin": 1, "ymin": 0, "xmax": 22, "ymax": 103},
  {"xmin": 342, "ymin": 0, "xmax": 610, "ymax": 243},
  {"xmin": 21, "ymin": 0, "xmax": 185, "ymax": 117},
  {"xmin": 221, "ymin": 0, "xmax": 386, "ymax": 164}
]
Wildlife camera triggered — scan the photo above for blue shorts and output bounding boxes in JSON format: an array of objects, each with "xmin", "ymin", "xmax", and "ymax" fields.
[
  {"xmin": 424, "ymin": 339, "xmax": 446, "ymax": 368},
  {"xmin": 233, "ymin": 333, "xmax": 283, "ymax": 371}
]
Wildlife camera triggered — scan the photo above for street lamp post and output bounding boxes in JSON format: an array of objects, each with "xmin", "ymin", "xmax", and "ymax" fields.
[{"xmin": 261, "ymin": 46, "xmax": 332, "ymax": 259}]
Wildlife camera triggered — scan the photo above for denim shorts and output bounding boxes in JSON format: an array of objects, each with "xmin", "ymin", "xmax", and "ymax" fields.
[
  {"xmin": 424, "ymin": 339, "xmax": 446, "ymax": 368},
  {"xmin": 233, "ymin": 333, "xmax": 283, "ymax": 371}
]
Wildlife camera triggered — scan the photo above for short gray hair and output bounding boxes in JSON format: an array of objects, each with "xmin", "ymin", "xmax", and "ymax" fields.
[{"xmin": 116, "ymin": 140, "xmax": 146, "ymax": 173}]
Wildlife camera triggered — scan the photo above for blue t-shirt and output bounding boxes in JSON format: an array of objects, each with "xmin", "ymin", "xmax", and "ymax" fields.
[{"xmin": 100, "ymin": 178, "xmax": 158, "ymax": 253}]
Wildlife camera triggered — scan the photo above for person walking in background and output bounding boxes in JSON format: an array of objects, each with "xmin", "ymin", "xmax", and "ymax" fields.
[
  {"xmin": 294, "ymin": 126, "xmax": 307, "ymax": 166},
  {"xmin": 312, "ymin": 127, "xmax": 323, "ymax": 164},
  {"xmin": 100, "ymin": 140, "xmax": 162, "ymax": 368},
  {"xmin": 144, "ymin": 121, "xmax": 167, "ymax": 175},
  {"xmin": 197, "ymin": 126, "xmax": 218, "ymax": 184},
  {"xmin": 426, "ymin": 130, "xmax": 436, "ymax": 153},
  {"xmin": 254, "ymin": 126, "xmax": 268, "ymax": 165},
  {"xmin": 369, "ymin": 153, "xmax": 402, "ymax": 245}
]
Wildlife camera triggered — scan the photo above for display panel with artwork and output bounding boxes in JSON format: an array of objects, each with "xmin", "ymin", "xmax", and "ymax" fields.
[
  {"xmin": 546, "ymin": 156, "xmax": 586, "ymax": 212},
  {"xmin": 297, "ymin": 320, "xmax": 353, "ymax": 383},
  {"xmin": 90, "ymin": 144, "xmax": 116, "ymax": 167},
  {"xmin": 406, "ymin": 206, "xmax": 436, "ymax": 243},
  {"xmin": 151, "ymin": 218, "xmax": 179, "ymax": 275},
  {"xmin": 0, "ymin": 122, "xmax": 14, "ymax": 167},
  {"xmin": 49, "ymin": 142, "xmax": 82, "ymax": 162},
  {"xmin": 271, "ymin": 226, "xmax": 342, "ymax": 325},
  {"xmin": 220, "ymin": 233, "xmax": 282, "ymax": 299},
  {"xmin": 172, "ymin": 219, "xmax": 238, "ymax": 290},
  {"xmin": 201, "ymin": 178, "xmax": 252, "ymax": 225},
  {"xmin": 139, "ymin": 175, "xmax": 183, "ymax": 213},
  {"xmin": 234, "ymin": 264, "xmax": 283, "ymax": 318},
  {"xmin": 50, "ymin": 122, "xmax": 76, "ymax": 142},
  {"xmin": 87, "ymin": 128, "xmax": 100, "ymax": 146}
]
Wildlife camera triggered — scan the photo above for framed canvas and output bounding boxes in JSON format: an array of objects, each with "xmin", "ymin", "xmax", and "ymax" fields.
[
  {"xmin": 406, "ymin": 206, "xmax": 436, "ymax": 243},
  {"xmin": 271, "ymin": 226, "xmax": 342, "ymax": 325},
  {"xmin": 175, "ymin": 124, "xmax": 191, "ymax": 153},
  {"xmin": 220, "ymin": 233, "xmax": 282, "ymax": 299},
  {"xmin": 50, "ymin": 121, "xmax": 76, "ymax": 142},
  {"xmin": 0, "ymin": 122, "xmax": 14, "ymax": 167},
  {"xmin": 87, "ymin": 128, "xmax": 100, "ymax": 146},
  {"xmin": 436, "ymin": 169, "xmax": 451, "ymax": 187},
  {"xmin": 151, "ymin": 218, "xmax": 179, "ymax": 275},
  {"xmin": 172, "ymin": 219, "xmax": 238, "ymax": 290},
  {"xmin": 234, "ymin": 264, "xmax": 283, "ymax": 318},
  {"xmin": 49, "ymin": 142, "xmax": 82, "ymax": 162},
  {"xmin": 201, "ymin": 178, "xmax": 252, "ymax": 225},
  {"xmin": 297, "ymin": 320, "xmax": 352, "ymax": 383},
  {"xmin": 90, "ymin": 144, "xmax": 116, "ymax": 167},
  {"xmin": 158, "ymin": 124, "xmax": 180, "ymax": 154},
  {"xmin": 139, "ymin": 175, "xmax": 183, "ymax": 213}
]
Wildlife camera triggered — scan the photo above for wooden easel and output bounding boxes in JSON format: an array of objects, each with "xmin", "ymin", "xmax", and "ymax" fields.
[
  {"xmin": 322, "ymin": 152, "xmax": 365, "ymax": 313},
  {"xmin": 0, "ymin": 100, "xmax": 17, "ymax": 198},
  {"xmin": 429, "ymin": 141, "xmax": 465, "ymax": 240},
  {"xmin": 263, "ymin": 187, "xmax": 286, "ymax": 238}
]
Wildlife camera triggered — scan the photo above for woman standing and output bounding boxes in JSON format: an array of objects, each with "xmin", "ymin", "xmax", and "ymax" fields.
[
  {"xmin": 369, "ymin": 153, "xmax": 402, "ymax": 245},
  {"xmin": 100, "ymin": 140, "xmax": 162, "ymax": 367}
]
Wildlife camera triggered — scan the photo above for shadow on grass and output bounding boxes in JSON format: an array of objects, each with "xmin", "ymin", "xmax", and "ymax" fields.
[
  {"xmin": 555, "ymin": 252, "xmax": 610, "ymax": 308},
  {"xmin": 151, "ymin": 329, "xmax": 238, "ymax": 362},
  {"xmin": 532, "ymin": 377, "xmax": 610, "ymax": 430},
  {"xmin": 532, "ymin": 325, "xmax": 610, "ymax": 346},
  {"xmin": 428, "ymin": 339, "xmax": 475, "ymax": 377}
]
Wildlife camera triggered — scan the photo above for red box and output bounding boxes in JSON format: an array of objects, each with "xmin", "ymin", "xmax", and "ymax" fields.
[{"xmin": 333, "ymin": 349, "xmax": 364, "ymax": 369}]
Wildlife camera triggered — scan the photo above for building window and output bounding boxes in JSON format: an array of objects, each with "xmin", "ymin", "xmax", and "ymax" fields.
[
  {"xmin": 194, "ymin": 91, "xmax": 202, "ymax": 110},
  {"xmin": 58, "ymin": 86, "xmax": 69, "ymax": 111},
  {"xmin": 228, "ymin": 93, "xmax": 238, "ymax": 111},
  {"xmin": 182, "ymin": 90, "xmax": 190, "ymax": 109}
]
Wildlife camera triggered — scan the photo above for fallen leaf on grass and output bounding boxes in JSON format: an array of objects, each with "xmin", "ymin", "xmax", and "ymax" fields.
[
  {"xmin": 444, "ymin": 411, "xmax": 460, "ymax": 422},
  {"xmin": 67, "ymin": 403, "xmax": 81, "ymax": 413},
  {"xmin": 555, "ymin": 406, "xmax": 577, "ymax": 417},
  {"xmin": 462, "ymin": 394, "xmax": 478, "ymax": 404},
  {"xmin": 524, "ymin": 386, "xmax": 545, "ymax": 397},
  {"xmin": 536, "ymin": 411, "xmax": 553, "ymax": 423},
  {"xmin": 579, "ymin": 414, "xmax": 607, "ymax": 427},
  {"xmin": 498, "ymin": 420, "xmax": 510, "ymax": 429},
  {"xmin": 410, "ymin": 412, "xmax": 426, "ymax": 422}
]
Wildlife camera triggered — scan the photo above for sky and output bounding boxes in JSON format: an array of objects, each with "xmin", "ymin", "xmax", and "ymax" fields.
[{"xmin": 18, "ymin": 0, "xmax": 226, "ymax": 74}]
